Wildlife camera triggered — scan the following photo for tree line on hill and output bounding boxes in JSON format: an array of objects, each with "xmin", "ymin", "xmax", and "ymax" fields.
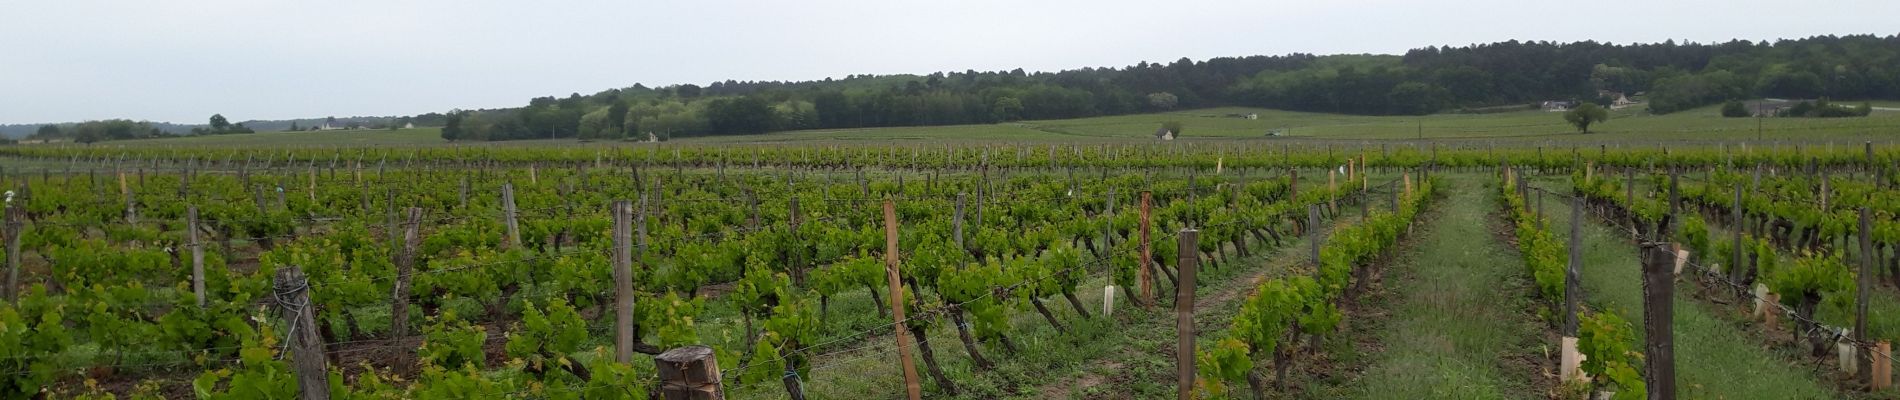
[
  {"xmin": 440, "ymin": 35, "xmax": 1900, "ymax": 141},
  {"xmin": 16, "ymin": 35, "xmax": 1899, "ymax": 143}
]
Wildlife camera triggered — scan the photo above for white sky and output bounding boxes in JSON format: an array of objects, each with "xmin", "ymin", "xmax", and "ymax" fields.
[{"xmin": 2, "ymin": 0, "xmax": 1896, "ymax": 125}]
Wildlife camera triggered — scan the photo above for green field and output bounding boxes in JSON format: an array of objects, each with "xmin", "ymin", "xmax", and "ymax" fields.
[{"xmin": 56, "ymin": 105, "xmax": 1900, "ymax": 149}]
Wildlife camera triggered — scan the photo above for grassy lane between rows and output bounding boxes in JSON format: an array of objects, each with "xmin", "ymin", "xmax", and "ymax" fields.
[
  {"xmin": 1303, "ymin": 175, "xmax": 1552, "ymax": 399},
  {"xmin": 1540, "ymin": 190, "xmax": 1839, "ymax": 399}
]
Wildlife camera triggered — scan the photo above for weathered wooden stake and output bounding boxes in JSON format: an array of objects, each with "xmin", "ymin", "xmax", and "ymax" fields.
[
  {"xmin": 1139, "ymin": 191, "xmax": 1155, "ymax": 305},
  {"xmin": 1175, "ymin": 229, "xmax": 1199, "ymax": 400},
  {"xmin": 188, "ymin": 206, "xmax": 205, "ymax": 308},
  {"xmin": 274, "ymin": 265, "xmax": 331, "ymax": 400},
  {"xmin": 883, "ymin": 200, "xmax": 924, "ymax": 400},
  {"xmin": 389, "ymin": 208, "xmax": 421, "ymax": 338},
  {"xmin": 1308, "ymin": 204, "xmax": 1321, "ymax": 266},
  {"xmin": 1641, "ymin": 217, "xmax": 1677, "ymax": 400},
  {"xmin": 1859, "ymin": 207, "xmax": 1875, "ymax": 386},
  {"xmin": 614, "ymin": 200, "xmax": 636, "ymax": 363},
  {"xmin": 501, "ymin": 182, "xmax": 521, "ymax": 248},
  {"xmin": 3, "ymin": 206, "xmax": 20, "ymax": 302}
]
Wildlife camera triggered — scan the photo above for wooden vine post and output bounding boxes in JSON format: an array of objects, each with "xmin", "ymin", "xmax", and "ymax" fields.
[
  {"xmin": 1140, "ymin": 191, "xmax": 1155, "ymax": 306},
  {"xmin": 501, "ymin": 182, "xmax": 521, "ymax": 248},
  {"xmin": 1174, "ymin": 229, "xmax": 1200, "ymax": 400},
  {"xmin": 3, "ymin": 205, "xmax": 21, "ymax": 302},
  {"xmin": 1561, "ymin": 199, "xmax": 1585, "ymax": 382},
  {"xmin": 1641, "ymin": 216, "xmax": 1677, "ymax": 400},
  {"xmin": 389, "ymin": 208, "xmax": 422, "ymax": 338},
  {"xmin": 883, "ymin": 200, "xmax": 923, "ymax": 400},
  {"xmin": 614, "ymin": 200, "xmax": 636, "ymax": 363},
  {"xmin": 1308, "ymin": 204, "xmax": 1321, "ymax": 267},
  {"xmin": 1856, "ymin": 207, "xmax": 1874, "ymax": 386},
  {"xmin": 187, "ymin": 205, "xmax": 206, "ymax": 308},
  {"xmin": 1728, "ymin": 183, "xmax": 1746, "ymax": 294},
  {"xmin": 274, "ymin": 265, "xmax": 331, "ymax": 400}
]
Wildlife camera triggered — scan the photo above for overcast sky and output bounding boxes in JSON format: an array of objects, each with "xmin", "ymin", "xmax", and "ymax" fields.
[{"xmin": 3, "ymin": 0, "xmax": 1896, "ymax": 125}]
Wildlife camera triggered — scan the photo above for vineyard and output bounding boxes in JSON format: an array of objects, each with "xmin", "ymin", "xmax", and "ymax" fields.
[{"xmin": 0, "ymin": 141, "xmax": 1897, "ymax": 399}]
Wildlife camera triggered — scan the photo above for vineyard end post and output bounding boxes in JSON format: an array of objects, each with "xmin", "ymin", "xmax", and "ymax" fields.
[
  {"xmin": 188, "ymin": 205, "xmax": 205, "ymax": 308},
  {"xmin": 614, "ymin": 200, "xmax": 636, "ymax": 363},
  {"xmin": 1175, "ymin": 228, "xmax": 1199, "ymax": 400},
  {"xmin": 3, "ymin": 206, "xmax": 20, "ymax": 303},
  {"xmin": 274, "ymin": 265, "xmax": 331, "ymax": 400},
  {"xmin": 1641, "ymin": 216, "xmax": 1677, "ymax": 399},
  {"xmin": 1561, "ymin": 196, "xmax": 1585, "ymax": 383},
  {"xmin": 882, "ymin": 200, "xmax": 923, "ymax": 400},
  {"xmin": 501, "ymin": 182, "xmax": 521, "ymax": 248},
  {"xmin": 1308, "ymin": 204, "xmax": 1321, "ymax": 268},
  {"xmin": 1139, "ymin": 191, "xmax": 1154, "ymax": 306},
  {"xmin": 1858, "ymin": 207, "xmax": 1874, "ymax": 386},
  {"xmin": 389, "ymin": 208, "xmax": 421, "ymax": 338}
]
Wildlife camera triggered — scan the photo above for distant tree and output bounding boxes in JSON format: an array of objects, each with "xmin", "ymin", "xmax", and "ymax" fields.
[
  {"xmin": 441, "ymin": 111, "xmax": 465, "ymax": 141},
  {"xmin": 1721, "ymin": 101, "xmax": 1750, "ymax": 118},
  {"xmin": 289, "ymin": 121, "xmax": 301, "ymax": 131},
  {"xmin": 209, "ymin": 114, "xmax": 230, "ymax": 131},
  {"xmin": 1147, "ymin": 92, "xmax": 1179, "ymax": 110},
  {"xmin": 704, "ymin": 96, "xmax": 776, "ymax": 134},
  {"xmin": 33, "ymin": 125, "xmax": 60, "ymax": 138},
  {"xmin": 992, "ymin": 97, "xmax": 1023, "ymax": 121},
  {"xmin": 1564, "ymin": 103, "xmax": 1609, "ymax": 133},
  {"xmin": 676, "ymin": 84, "xmax": 702, "ymax": 98},
  {"xmin": 1161, "ymin": 121, "xmax": 1184, "ymax": 137}
]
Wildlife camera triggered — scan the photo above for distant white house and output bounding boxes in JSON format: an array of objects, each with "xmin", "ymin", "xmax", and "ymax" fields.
[
  {"xmin": 1540, "ymin": 101, "xmax": 1576, "ymax": 112},
  {"xmin": 1154, "ymin": 127, "xmax": 1176, "ymax": 141},
  {"xmin": 402, "ymin": 122, "xmax": 415, "ymax": 129},
  {"xmin": 1600, "ymin": 90, "xmax": 1641, "ymax": 110}
]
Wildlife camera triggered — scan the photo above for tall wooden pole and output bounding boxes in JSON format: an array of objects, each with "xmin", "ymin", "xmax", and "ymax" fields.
[
  {"xmin": 614, "ymin": 200, "xmax": 636, "ymax": 363},
  {"xmin": 275, "ymin": 265, "xmax": 331, "ymax": 400},
  {"xmin": 188, "ymin": 205, "xmax": 205, "ymax": 308},
  {"xmin": 388, "ymin": 208, "xmax": 421, "ymax": 338},
  {"xmin": 1139, "ymin": 191, "xmax": 1155, "ymax": 305},
  {"xmin": 1175, "ymin": 229, "xmax": 1200, "ymax": 400},
  {"xmin": 1858, "ymin": 207, "xmax": 1875, "ymax": 385},
  {"xmin": 501, "ymin": 182, "xmax": 521, "ymax": 249},
  {"xmin": 3, "ymin": 206, "xmax": 20, "ymax": 303},
  {"xmin": 883, "ymin": 200, "xmax": 923, "ymax": 400},
  {"xmin": 1641, "ymin": 217, "xmax": 1677, "ymax": 400}
]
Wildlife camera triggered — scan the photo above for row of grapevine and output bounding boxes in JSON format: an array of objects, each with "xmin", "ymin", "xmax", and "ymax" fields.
[
  {"xmin": 1569, "ymin": 165, "xmax": 1900, "ymax": 392},
  {"xmin": 0, "ymin": 156, "xmax": 1373, "ymax": 399},
  {"xmin": 1500, "ymin": 170, "xmax": 1644, "ymax": 399},
  {"xmin": 1195, "ymin": 172, "xmax": 1434, "ymax": 398}
]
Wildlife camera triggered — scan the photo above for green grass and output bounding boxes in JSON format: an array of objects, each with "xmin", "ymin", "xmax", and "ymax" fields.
[
  {"xmin": 1317, "ymin": 176, "xmax": 1547, "ymax": 399},
  {"xmin": 1541, "ymin": 192, "xmax": 1839, "ymax": 399}
]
